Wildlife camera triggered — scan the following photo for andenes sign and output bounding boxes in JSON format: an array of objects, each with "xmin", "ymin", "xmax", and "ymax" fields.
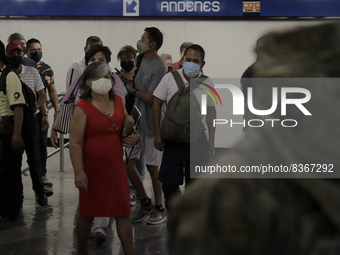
[{"xmin": 160, "ymin": 1, "xmax": 221, "ymax": 13}]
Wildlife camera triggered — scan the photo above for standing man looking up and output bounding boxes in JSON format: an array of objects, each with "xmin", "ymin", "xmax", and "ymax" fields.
[{"xmin": 124, "ymin": 27, "xmax": 167, "ymax": 224}]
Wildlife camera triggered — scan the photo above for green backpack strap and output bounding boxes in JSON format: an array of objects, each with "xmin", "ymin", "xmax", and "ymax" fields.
[
  {"xmin": 190, "ymin": 74, "xmax": 209, "ymax": 91},
  {"xmin": 171, "ymin": 71, "xmax": 209, "ymax": 91},
  {"xmin": 171, "ymin": 71, "xmax": 186, "ymax": 91}
]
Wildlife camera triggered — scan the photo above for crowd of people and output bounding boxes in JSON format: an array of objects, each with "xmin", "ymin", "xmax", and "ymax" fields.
[{"xmin": 0, "ymin": 27, "xmax": 217, "ymax": 255}]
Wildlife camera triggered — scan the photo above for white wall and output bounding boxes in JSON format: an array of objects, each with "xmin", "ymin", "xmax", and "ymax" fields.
[{"xmin": 0, "ymin": 18, "xmax": 328, "ymax": 147}]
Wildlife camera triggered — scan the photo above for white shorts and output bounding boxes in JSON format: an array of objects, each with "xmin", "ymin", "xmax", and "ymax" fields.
[{"xmin": 126, "ymin": 133, "xmax": 162, "ymax": 166}]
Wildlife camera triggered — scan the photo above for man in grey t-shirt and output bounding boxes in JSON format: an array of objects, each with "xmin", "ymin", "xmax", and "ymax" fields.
[
  {"xmin": 134, "ymin": 54, "xmax": 167, "ymax": 135},
  {"xmin": 125, "ymin": 27, "xmax": 167, "ymax": 225}
]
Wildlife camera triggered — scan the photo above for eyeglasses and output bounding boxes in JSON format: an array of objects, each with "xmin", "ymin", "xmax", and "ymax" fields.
[{"xmin": 107, "ymin": 113, "xmax": 118, "ymax": 131}]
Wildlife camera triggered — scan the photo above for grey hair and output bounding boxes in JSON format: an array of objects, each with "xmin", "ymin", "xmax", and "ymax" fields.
[{"xmin": 79, "ymin": 61, "xmax": 116, "ymax": 101}]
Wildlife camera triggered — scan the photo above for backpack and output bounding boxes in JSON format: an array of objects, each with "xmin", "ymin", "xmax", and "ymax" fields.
[
  {"xmin": 160, "ymin": 71, "xmax": 206, "ymax": 143},
  {"xmin": 0, "ymin": 67, "xmax": 36, "ymax": 123}
]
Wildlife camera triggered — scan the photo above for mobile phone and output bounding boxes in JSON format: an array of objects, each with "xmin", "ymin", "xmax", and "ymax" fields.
[{"xmin": 114, "ymin": 67, "xmax": 121, "ymax": 74}]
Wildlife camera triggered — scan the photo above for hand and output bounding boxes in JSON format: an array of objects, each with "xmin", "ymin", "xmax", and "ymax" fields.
[
  {"xmin": 53, "ymin": 111, "xmax": 59, "ymax": 121},
  {"xmin": 11, "ymin": 133, "xmax": 23, "ymax": 150},
  {"xmin": 75, "ymin": 171, "xmax": 88, "ymax": 190},
  {"xmin": 50, "ymin": 129, "xmax": 59, "ymax": 148},
  {"xmin": 209, "ymin": 139, "xmax": 215, "ymax": 157},
  {"xmin": 154, "ymin": 135, "xmax": 165, "ymax": 151},
  {"xmin": 122, "ymin": 130, "xmax": 139, "ymax": 147},
  {"xmin": 41, "ymin": 116, "xmax": 49, "ymax": 131},
  {"xmin": 125, "ymin": 80, "xmax": 134, "ymax": 93},
  {"xmin": 118, "ymin": 72, "xmax": 133, "ymax": 83}
]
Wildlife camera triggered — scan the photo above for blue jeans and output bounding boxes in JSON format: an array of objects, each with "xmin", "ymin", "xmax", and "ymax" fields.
[{"xmin": 129, "ymin": 149, "xmax": 146, "ymax": 197}]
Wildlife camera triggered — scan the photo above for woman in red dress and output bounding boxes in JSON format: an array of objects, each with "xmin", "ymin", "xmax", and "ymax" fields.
[{"xmin": 70, "ymin": 62, "xmax": 137, "ymax": 255}]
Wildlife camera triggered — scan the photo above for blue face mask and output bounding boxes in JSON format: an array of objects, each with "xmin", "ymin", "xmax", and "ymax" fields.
[{"xmin": 183, "ymin": 61, "xmax": 200, "ymax": 78}]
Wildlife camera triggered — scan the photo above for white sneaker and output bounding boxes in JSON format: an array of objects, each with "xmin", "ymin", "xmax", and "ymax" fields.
[
  {"xmin": 131, "ymin": 199, "xmax": 154, "ymax": 223},
  {"xmin": 146, "ymin": 208, "xmax": 167, "ymax": 225}
]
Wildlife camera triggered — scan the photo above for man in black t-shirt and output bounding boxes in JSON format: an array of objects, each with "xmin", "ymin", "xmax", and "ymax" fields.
[{"xmin": 27, "ymin": 38, "xmax": 59, "ymax": 191}]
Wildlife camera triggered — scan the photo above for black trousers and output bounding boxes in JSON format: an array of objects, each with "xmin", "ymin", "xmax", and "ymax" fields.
[
  {"xmin": 36, "ymin": 112, "xmax": 48, "ymax": 177},
  {"xmin": 0, "ymin": 133, "xmax": 23, "ymax": 221},
  {"xmin": 159, "ymin": 133, "xmax": 209, "ymax": 211},
  {"xmin": 21, "ymin": 114, "xmax": 44, "ymax": 194}
]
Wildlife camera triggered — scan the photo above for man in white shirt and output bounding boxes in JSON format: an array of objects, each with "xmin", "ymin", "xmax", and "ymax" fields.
[
  {"xmin": 65, "ymin": 36, "xmax": 102, "ymax": 89},
  {"xmin": 65, "ymin": 36, "xmax": 113, "ymax": 89},
  {"xmin": 153, "ymin": 44, "xmax": 216, "ymax": 210}
]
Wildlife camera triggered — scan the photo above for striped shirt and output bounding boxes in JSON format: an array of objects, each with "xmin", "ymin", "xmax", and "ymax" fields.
[{"xmin": 19, "ymin": 65, "xmax": 44, "ymax": 97}]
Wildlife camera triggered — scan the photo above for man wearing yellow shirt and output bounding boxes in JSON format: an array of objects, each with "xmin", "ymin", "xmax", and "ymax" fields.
[{"xmin": 0, "ymin": 40, "xmax": 26, "ymax": 223}]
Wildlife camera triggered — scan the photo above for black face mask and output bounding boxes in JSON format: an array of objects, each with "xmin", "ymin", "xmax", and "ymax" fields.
[
  {"xmin": 30, "ymin": 51, "xmax": 43, "ymax": 62},
  {"xmin": 120, "ymin": 61, "xmax": 134, "ymax": 72},
  {"xmin": 7, "ymin": 56, "xmax": 23, "ymax": 69}
]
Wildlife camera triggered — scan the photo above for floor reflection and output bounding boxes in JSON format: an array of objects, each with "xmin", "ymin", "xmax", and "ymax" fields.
[{"xmin": 0, "ymin": 151, "xmax": 169, "ymax": 255}]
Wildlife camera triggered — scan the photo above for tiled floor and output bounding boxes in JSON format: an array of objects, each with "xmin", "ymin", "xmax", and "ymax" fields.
[{"xmin": 0, "ymin": 147, "xmax": 169, "ymax": 255}]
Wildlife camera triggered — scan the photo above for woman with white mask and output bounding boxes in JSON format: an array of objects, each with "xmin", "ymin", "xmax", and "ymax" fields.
[{"xmin": 69, "ymin": 62, "xmax": 137, "ymax": 255}]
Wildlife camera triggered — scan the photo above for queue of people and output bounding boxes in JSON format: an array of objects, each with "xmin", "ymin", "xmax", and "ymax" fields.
[
  {"xmin": 0, "ymin": 32, "xmax": 57, "ymax": 224},
  {"xmin": 0, "ymin": 28, "xmax": 217, "ymax": 255}
]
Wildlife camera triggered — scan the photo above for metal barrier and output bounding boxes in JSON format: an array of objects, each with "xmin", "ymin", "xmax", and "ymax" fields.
[{"xmin": 21, "ymin": 92, "xmax": 67, "ymax": 174}]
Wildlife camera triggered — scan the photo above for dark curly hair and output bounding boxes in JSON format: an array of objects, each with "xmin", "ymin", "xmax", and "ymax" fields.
[{"xmin": 85, "ymin": 45, "xmax": 112, "ymax": 66}]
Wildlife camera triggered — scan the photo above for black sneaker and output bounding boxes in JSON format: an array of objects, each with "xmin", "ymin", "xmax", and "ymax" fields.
[
  {"xmin": 94, "ymin": 231, "xmax": 106, "ymax": 245},
  {"xmin": 35, "ymin": 192, "xmax": 48, "ymax": 206}
]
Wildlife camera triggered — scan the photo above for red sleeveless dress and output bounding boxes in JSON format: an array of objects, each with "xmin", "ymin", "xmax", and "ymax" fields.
[{"xmin": 76, "ymin": 96, "xmax": 130, "ymax": 217}]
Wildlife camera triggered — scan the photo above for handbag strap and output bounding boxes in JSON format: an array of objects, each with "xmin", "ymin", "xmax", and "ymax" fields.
[{"xmin": 68, "ymin": 77, "xmax": 80, "ymax": 101}]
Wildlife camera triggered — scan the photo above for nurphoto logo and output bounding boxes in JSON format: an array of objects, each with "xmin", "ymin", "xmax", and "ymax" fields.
[{"xmin": 198, "ymin": 82, "xmax": 312, "ymax": 128}]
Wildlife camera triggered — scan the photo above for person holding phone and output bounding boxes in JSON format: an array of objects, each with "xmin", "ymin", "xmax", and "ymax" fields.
[{"xmin": 116, "ymin": 45, "xmax": 146, "ymax": 207}]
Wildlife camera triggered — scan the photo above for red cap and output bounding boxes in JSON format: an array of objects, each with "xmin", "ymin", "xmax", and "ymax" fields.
[{"xmin": 6, "ymin": 41, "xmax": 23, "ymax": 54}]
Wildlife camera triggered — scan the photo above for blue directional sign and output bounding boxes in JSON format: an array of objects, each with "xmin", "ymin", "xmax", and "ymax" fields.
[
  {"xmin": 0, "ymin": 0, "xmax": 242, "ymax": 17},
  {"xmin": 261, "ymin": 0, "xmax": 340, "ymax": 17}
]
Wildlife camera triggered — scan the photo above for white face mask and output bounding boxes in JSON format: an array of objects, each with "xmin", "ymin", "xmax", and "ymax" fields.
[{"xmin": 91, "ymin": 78, "xmax": 112, "ymax": 95}]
